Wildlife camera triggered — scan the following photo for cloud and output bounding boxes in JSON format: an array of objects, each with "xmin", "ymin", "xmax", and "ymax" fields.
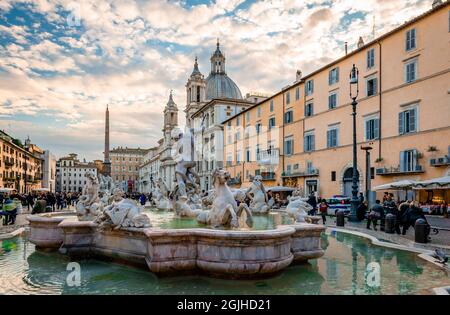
[{"xmin": 0, "ymin": 0, "xmax": 433, "ymax": 161}]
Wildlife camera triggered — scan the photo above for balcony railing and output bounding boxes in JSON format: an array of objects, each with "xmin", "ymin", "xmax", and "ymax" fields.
[
  {"xmin": 430, "ymin": 156, "xmax": 450, "ymax": 167},
  {"xmin": 227, "ymin": 176, "xmax": 242, "ymax": 186},
  {"xmin": 260, "ymin": 172, "xmax": 276, "ymax": 181},
  {"xmin": 282, "ymin": 169, "xmax": 319, "ymax": 177},
  {"xmin": 376, "ymin": 165, "xmax": 424, "ymax": 176},
  {"xmin": 257, "ymin": 149, "xmax": 279, "ymax": 165},
  {"xmin": 4, "ymin": 159, "xmax": 14, "ymax": 167}
]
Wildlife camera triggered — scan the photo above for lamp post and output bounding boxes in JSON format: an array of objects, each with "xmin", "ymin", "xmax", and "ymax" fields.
[
  {"xmin": 361, "ymin": 143, "xmax": 373, "ymax": 208},
  {"xmin": 349, "ymin": 64, "xmax": 360, "ymax": 222}
]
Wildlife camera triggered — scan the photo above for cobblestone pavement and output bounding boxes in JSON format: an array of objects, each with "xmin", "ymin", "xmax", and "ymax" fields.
[{"xmin": 323, "ymin": 215, "xmax": 450, "ymax": 254}]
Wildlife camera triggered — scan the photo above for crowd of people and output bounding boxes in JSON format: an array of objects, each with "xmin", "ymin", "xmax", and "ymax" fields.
[{"xmin": 0, "ymin": 190, "xmax": 81, "ymax": 225}]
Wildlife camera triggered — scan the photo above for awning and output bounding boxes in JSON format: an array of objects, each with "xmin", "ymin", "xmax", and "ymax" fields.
[
  {"xmin": 265, "ymin": 186, "xmax": 297, "ymax": 193},
  {"xmin": 373, "ymin": 180, "xmax": 416, "ymax": 191},
  {"xmin": 413, "ymin": 176, "xmax": 450, "ymax": 190},
  {"xmin": 0, "ymin": 188, "xmax": 14, "ymax": 193},
  {"xmin": 32, "ymin": 188, "xmax": 50, "ymax": 192}
]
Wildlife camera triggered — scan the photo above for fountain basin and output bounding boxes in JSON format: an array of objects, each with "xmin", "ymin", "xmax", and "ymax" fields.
[
  {"xmin": 27, "ymin": 213, "xmax": 325, "ymax": 278},
  {"xmin": 27, "ymin": 212, "xmax": 76, "ymax": 250}
]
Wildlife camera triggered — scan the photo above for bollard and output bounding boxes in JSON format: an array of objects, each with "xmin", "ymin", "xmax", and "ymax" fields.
[
  {"xmin": 414, "ymin": 219, "xmax": 428, "ymax": 243},
  {"xmin": 384, "ymin": 214, "xmax": 396, "ymax": 234},
  {"xmin": 336, "ymin": 210, "xmax": 345, "ymax": 227}
]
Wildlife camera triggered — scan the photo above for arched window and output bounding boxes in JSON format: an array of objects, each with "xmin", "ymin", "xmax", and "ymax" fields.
[{"xmin": 196, "ymin": 86, "xmax": 201, "ymax": 102}]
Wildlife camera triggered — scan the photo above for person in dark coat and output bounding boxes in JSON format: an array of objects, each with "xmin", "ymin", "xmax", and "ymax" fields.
[
  {"xmin": 307, "ymin": 192, "xmax": 317, "ymax": 216},
  {"xmin": 367, "ymin": 200, "xmax": 384, "ymax": 230},
  {"xmin": 26, "ymin": 193, "xmax": 34, "ymax": 212},
  {"xmin": 357, "ymin": 201, "xmax": 368, "ymax": 221}
]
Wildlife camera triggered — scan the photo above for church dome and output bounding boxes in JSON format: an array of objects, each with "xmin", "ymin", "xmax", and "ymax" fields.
[
  {"xmin": 205, "ymin": 73, "xmax": 242, "ymax": 100},
  {"xmin": 205, "ymin": 39, "xmax": 242, "ymax": 100}
]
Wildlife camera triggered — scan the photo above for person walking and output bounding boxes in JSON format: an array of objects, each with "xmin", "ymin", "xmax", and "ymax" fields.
[
  {"xmin": 26, "ymin": 192, "xmax": 34, "ymax": 212},
  {"xmin": 307, "ymin": 192, "xmax": 317, "ymax": 216},
  {"xmin": 139, "ymin": 194, "xmax": 146, "ymax": 206},
  {"xmin": 367, "ymin": 200, "xmax": 384, "ymax": 230},
  {"xmin": 318, "ymin": 199, "xmax": 328, "ymax": 225}
]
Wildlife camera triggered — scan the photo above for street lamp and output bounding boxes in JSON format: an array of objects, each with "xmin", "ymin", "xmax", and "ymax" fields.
[
  {"xmin": 349, "ymin": 64, "xmax": 360, "ymax": 221},
  {"xmin": 361, "ymin": 143, "xmax": 373, "ymax": 208}
]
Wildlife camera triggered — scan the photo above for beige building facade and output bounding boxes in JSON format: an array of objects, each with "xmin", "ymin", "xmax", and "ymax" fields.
[
  {"xmin": 0, "ymin": 131, "xmax": 44, "ymax": 193},
  {"xmin": 110, "ymin": 147, "xmax": 148, "ymax": 193},
  {"xmin": 224, "ymin": 2, "xmax": 450, "ymax": 202}
]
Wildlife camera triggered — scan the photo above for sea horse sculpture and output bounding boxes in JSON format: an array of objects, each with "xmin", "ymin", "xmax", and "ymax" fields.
[{"xmin": 197, "ymin": 169, "xmax": 253, "ymax": 228}]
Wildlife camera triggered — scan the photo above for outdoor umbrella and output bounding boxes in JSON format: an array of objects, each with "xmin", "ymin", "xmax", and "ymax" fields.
[
  {"xmin": 373, "ymin": 180, "xmax": 416, "ymax": 191},
  {"xmin": 413, "ymin": 176, "xmax": 450, "ymax": 190}
]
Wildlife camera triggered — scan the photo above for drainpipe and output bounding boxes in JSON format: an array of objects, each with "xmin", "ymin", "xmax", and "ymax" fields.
[{"xmin": 377, "ymin": 40, "xmax": 382, "ymax": 160}]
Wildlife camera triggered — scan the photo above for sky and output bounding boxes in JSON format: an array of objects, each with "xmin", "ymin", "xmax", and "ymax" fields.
[{"xmin": 0, "ymin": 0, "xmax": 433, "ymax": 161}]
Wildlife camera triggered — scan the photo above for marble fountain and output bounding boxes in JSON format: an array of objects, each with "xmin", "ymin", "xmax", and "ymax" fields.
[{"xmin": 28, "ymin": 129, "xmax": 324, "ymax": 278}]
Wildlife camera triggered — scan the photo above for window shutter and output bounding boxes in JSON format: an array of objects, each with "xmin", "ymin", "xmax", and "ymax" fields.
[
  {"xmin": 304, "ymin": 136, "xmax": 307, "ymax": 151},
  {"xmin": 400, "ymin": 151, "xmax": 406, "ymax": 172},
  {"xmin": 409, "ymin": 108, "xmax": 416, "ymax": 132},
  {"xmin": 328, "ymin": 72, "xmax": 331, "ymax": 85},
  {"xmin": 373, "ymin": 78, "xmax": 378, "ymax": 95},
  {"xmin": 412, "ymin": 149, "xmax": 418, "ymax": 170},
  {"xmin": 326, "ymin": 130, "xmax": 331, "ymax": 148},
  {"xmin": 311, "ymin": 135, "xmax": 315, "ymax": 151},
  {"xmin": 336, "ymin": 68, "xmax": 339, "ymax": 82},
  {"xmin": 399, "ymin": 112, "xmax": 404, "ymax": 134},
  {"xmin": 406, "ymin": 31, "xmax": 410, "ymax": 50},
  {"xmin": 374, "ymin": 119, "xmax": 379, "ymax": 139},
  {"xmin": 365, "ymin": 120, "xmax": 370, "ymax": 140},
  {"xmin": 411, "ymin": 29, "xmax": 416, "ymax": 48}
]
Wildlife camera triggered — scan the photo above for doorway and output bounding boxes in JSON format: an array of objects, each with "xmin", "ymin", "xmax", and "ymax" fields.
[{"xmin": 343, "ymin": 168, "xmax": 359, "ymax": 197}]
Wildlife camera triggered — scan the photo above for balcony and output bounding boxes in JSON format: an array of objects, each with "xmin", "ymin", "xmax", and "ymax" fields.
[
  {"xmin": 227, "ymin": 176, "xmax": 241, "ymax": 186},
  {"xmin": 260, "ymin": 172, "xmax": 276, "ymax": 181},
  {"xmin": 257, "ymin": 149, "xmax": 280, "ymax": 165},
  {"xmin": 4, "ymin": 159, "xmax": 14, "ymax": 168},
  {"xmin": 430, "ymin": 156, "xmax": 450, "ymax": 167},
  {"xmin": 376, "ymin": 165, "xmax": 424, "ymax": 176},
  {"xmin": 282, "ymin": 169, "xmax": 319, "ymax": 178}
]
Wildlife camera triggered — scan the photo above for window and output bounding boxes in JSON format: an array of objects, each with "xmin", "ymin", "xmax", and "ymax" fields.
[
  {"xmin": 270, "ymin": 100, "xmax": 274, "ymax": 112},
  {"xmin": 284, "ymin": 136, "xmax": 294, "ymax": 156},
  {"xmin": 367, "ymin": 48, "xmax": 375, "ymax": 68},
  {"xmin": 406, "ymin": 28, "xmax": 416, "ymax": 51},
  {"xmin": 284, "ymin": 110, "xmax": 293, "ymax": 124},
  {"xmin": 286, "ymin": 164, "xmax": 292, "ymax": 174},
  {"xmin": 268, "ymin": 117, "xmax": 276, "ymax": 130},
  {"xmin": 365, "ymin": 117, "xmax": 380, "ymax": 140},
  {"xmin": 305, "ymin": 80, "xmax": 314, "ymax": 96},
  {"xmin": 286, "ymin": 91, "xmax": 290, "ymax": 105},
  {"xmin": 405, "ymin": 60, "xmax": 417, "ymax": 83},
  {"xmin": 256, "ymin": 145, "xmax": 260, "ymax": 160},
  {"xmin": 227, "ymin": 134, "xmax": 232, "ymax": 144},
  {"xmin": 246, "ymin": 147, "xmax": 251, "ymax": 162},
  {"xmin": 400, "ymin": 149, "xmax": 418, "ymax": 172},
  {"xmin": 246, "ymin": 111, "xmax": 250, "ymax": 122},
  {"xmin": 257, "ymin": 106, "xmax": 261, "ymax": 117},
  {"xmin": 327, "ymin": 127, "xmax": 339, "ymax": 148},
  {"xmin": 236, "ymin": 151, "xmax": 241, "ymax": 165},
  {"xmin": 328, "ymin": 92, "xmax": 337, "ymax": 109},
  {"xmin": 305, "ymin": 102, "xmax": 314, "ymax": 117},
  {"xmin": 295, "ymin": 87, "xmax": 300, "ymax": 101},
  {"xmin": 306, "ymin": 161, "xmax": 314, "ymax": 173},
  {"xmin": 328, "ymin": 67, "xmax": 339, "ymax": 85},
  {"xmin": 366, "ymin": 77, "xmax": 378, "ymax": 96},
  {"xmin": 256, "ymin": 122, "xmax": 262, "ymax": 134},
  {"xmin": 331, "ymin": 171, "xmax": 336, "ymax": 182},
  {"xmin": 399, "ymin": 107, "xmax": 417, "ymax": 135},
  {"xmin": 226, "ymin": 154, "xmax": 232, "ymax": 167},
  {"xmin": 304, "ymin": 132, "xmax": 315, "ymax": 152},
  {"xmin": 227, "ymin": 121, "xmax": 231, "ymax": 129},
  {"xmin": 236, "ymin": 116, "xmax": 240, "ymax": 126},
  {"xmin": 235, "ymin": 130, "xmax": 241, "ymax": 141}
]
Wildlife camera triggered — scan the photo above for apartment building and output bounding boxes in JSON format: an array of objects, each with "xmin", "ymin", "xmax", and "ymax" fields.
[
  {"xmin": 0, "ymin": 131, "xmax": 44, "ymax": 193},
  {"xmin": 138, "ymin": 146, "xmax": 160, "ymax": 194},
  {"xmin": 110, "ymin": 147, "xmax": 148, "ymax": 193},
  {"xmin": 56, "ymin": 153, "xmax": 97, "ymax": 193},
  {"xmin": 223, "ymin": 2, "xmax": 450, "ymax": 200}
]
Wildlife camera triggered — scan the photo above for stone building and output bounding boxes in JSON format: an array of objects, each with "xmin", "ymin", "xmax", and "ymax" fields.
[
  {"xmin": 138, "ymin": 146, "xmax": 160, "ymax": 194},
  {"xmin": 223, "ymin": 2, "xmax": 450, "ymax": 201},
  {"xmin": 41, "ymin": 150, "xmax": 56, "ymax": 193},
  {"xmin": 184, "ymin": 40, "xmax": 265, "ymax": 191},
  {"xmin": 0, "ymin": 131, "xmax": 44, "ymax": 193},
  {"xmin": 56, "ymin": 153, "xmax": 97, "ymax": 193},
  {"xmin": 110, "ymin": 147, "xmax": 148, "ymax": 193}
]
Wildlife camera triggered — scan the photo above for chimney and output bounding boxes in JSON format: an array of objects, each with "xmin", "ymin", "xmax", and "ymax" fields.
[
  {"xmin": 357, "ymin": 36, "xmax": 364, "ymax": 49},
  {"xmin": 344, "ymin": 42, "xmax": 348, "ymax": 55}
]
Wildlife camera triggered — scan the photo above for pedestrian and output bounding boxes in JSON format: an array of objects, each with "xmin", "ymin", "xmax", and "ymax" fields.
[
  {"xmin": 318, "ymin": 199, "xmax": 328, "ymax": 225},
  {"xmin": 307, "ymin": 192, "xmax": 317, "ymax": 216},
  {"xmin": 357, "ymin": 201, "xmax": 368, "ymax": 221},
  {"xmin": 26, "ymin": 192, "xmax": 34, "ymax": 212},
  {"xmin": 367, "ymin": 200, "xmax": 383, "ymax": 230},
  {"xmin": 139, "ymin": 193, "xmax": 146, "ymax": 206},
  {"xmin": 398, "ymin": 200, "xmax": 410, "ymax": 235},
  {"xmin": 441, "ymin": 201, "xmax": 448, "ymax": 219},
  {"xmin": 358, "ymin": 192, "xmax": 364, "ymax": 205}
]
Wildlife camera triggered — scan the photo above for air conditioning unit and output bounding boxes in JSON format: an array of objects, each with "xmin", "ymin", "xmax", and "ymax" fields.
[
  {"xmin": 376, "ymin": 168, "xmax": 385, "ymax": 175},
  {"xmin": 430, "ymin": 159, "xmax": 436, "ymax": 166},
  {"xmin": 437, "ymin": 158, "xmax": 445, "ymax": 164}
]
